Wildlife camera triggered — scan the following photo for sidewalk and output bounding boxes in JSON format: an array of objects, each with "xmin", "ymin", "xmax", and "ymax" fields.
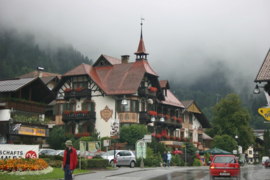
[{"xmin": 72, "ymin": 166, "xmax": 209, "ymax": 180}]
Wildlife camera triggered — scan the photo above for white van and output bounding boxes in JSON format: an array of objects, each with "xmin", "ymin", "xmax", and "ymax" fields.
[{"xmin": 262, "ymin": 156, "xmax": 269, "ymax": 165}]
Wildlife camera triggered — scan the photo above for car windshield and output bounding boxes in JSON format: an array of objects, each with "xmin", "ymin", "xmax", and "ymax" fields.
[
  {"xmin": 266, "ymin": 159, "xmax": 270, "ymax": 162},
  {"xmin": 214, "ymin": 156, "xmax": 236, "ymax": 163}
]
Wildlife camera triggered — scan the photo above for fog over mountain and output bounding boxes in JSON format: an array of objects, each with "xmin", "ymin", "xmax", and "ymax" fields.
[{"xmin": 1, "ymin": 0, "xmax": 270, "ymax": 94}]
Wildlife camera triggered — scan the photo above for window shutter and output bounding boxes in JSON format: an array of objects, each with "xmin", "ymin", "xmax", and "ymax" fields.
[
  {"xmin": 136, "ymin": 101, "xmax": 139, "ymax": 112},
  {"xmin": 78, "ymin": 125, "xmax": 82, "ymax": 133},
  {"xmin": 53, "ymin": 105, "xmax": 55, "ymax": 115},
  {"xmin": 91, "ymin": 102, "xmax": 95, "ymax": 111},
  {"xmin": 82, "ymin": 103, "xmax": 86, "ymax": 111},
  {"xmin": 55, "ymin": 104, "xmax": 59, "ymax": 115}
]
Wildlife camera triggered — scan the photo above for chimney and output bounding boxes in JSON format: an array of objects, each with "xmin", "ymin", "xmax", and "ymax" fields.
[
  {"xmin": 37, "ymin": 67, "xmax": 44, "ymax": 78},
  {"xmin": 121, "ymin": 55, "xmax": 130, "ymax": 64}
]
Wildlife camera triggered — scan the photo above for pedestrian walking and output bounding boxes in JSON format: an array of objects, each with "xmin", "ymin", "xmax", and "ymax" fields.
[
  {"xmin": 162, "ymin": 151, "xmax": 167, "ymax": 167},
  {"xmin": 63, "ymin": 140, "xmax": 77, "ymax": 180},
  {"xmin": 167, "ymin": 151, "xmax": 172, "ymax": 167}
]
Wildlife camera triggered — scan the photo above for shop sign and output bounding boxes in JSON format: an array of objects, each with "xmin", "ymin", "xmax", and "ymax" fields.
[
  {"xmin": 18, "ymin": 127, "xmax": 46, "ymax": 136},
  {"xmin": 136, "ymin": 140, "xmax": 146, "ymax": 159},
  {"xmin": 0, "ymin": 145, "xmax": 39, "ymax": 159},
  {"xmin": 258, "ymin": 108, "xmax": 270, "ymax": 121}
]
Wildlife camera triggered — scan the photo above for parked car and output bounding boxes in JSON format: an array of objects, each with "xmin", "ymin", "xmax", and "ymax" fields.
[
  {"xmin": 101, "ymin": 150, "xmax": 136, "ymax": 168},
  {"xmin": 47, "ymin": 150, "xmax": 64, "ymax": 156},
  {"xmin": 209, "ymin": 155, "xmax": 241, "ymax": 180},
  {"xmin": 79, "ymin": 151, "xmax": 95, "ymax": 159},
  {"xmin": 39, "ymin": 149, "xmax": 55, "ymax": 155},
  {"xmin": 262, "ymin": 156, "xmax": 269, "ymax": 165},
  {"xmin": 265, "ymin": 159, "xmax": 270, "ymax": 168}
]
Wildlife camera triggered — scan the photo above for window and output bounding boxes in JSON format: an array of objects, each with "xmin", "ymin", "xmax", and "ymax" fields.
[
  {"xmin": 119, "ymin": 100, "xmax": 138, "ymax": 112},
  {"xmin": 189, "ymin": 132, "xmax": 193, "ymax": 140},
  {"xmin": 73, "ymin": 82, "xmax": 87, "ymax": 89},
  {"xmin": 181, "ymin": 131, "xmax": 184, "ymax": 138},
  {"xmin": 249, "ymin": 150, "xmax": 252, "ymax": 155},
  {"xmin": 141, "ymin": 99, "xmax": 146, "ymax": 111},
  {"xmin": 198, "ymin": 134, "xmax": 203, "ymax": 144},
  {"xmin": 124, "ymin": 151, "xmax": 131, "ymax": 156},
  {"xmin": 82, "ymin": 101, "xmax": 94, "ymax": 111},
  {"xmin": 189, "ymin": 113, "xmax": 193, "ymax": 124},
  {"xmin": 175, "ymin": 130, "xmax": 180, "ymax": 137}
]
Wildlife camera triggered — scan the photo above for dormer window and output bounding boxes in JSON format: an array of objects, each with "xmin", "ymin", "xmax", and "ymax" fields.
[
  {"xmin": 163, "ymin": 88, "xmax": 167, "ymax": 96},
  {"xmin": 100, "ymin": 61, "xmax": 104, "ymax": 66}
]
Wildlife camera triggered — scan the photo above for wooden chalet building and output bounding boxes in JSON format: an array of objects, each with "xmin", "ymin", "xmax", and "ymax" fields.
[
  {"xmin": 53, "ymin": 24, "xmax": 211, "ymax": 150},
  {"xmin": 0, "ymin": 77, "xmax": 55, "ymax": 144}
]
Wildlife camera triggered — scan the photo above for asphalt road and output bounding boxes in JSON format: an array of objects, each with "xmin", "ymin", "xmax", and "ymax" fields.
[{"xmin": 74, "ymin": 164, "xmax": 269, "ymax": 180}]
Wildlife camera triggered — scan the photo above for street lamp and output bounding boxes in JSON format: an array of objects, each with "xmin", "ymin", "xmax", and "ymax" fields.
[
  {"xmin": 113, "ymin": 95, "xmax": 128, "ymax": 168},
  {"xmin": 235, "ymin": 134, "xmax": 238, "ymax": 154},
  {"xmin": 253, "ymin": 84, "xmax": 261, "ymax": 94}
]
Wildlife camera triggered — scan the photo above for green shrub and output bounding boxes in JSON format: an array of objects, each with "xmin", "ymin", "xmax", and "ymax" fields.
[
  {"xmin": 48, "ymin": 160, "xmax": 63, "ymax": 168},
  {"xmin": 171, "ymin": 154, "xmax": 184, "ymax": 166},
  {"xmin": 77, "ymin": 159, "xmax": 109, "ymax": 169},
  {"xmin": 135, "ymin": 153, "xmax": 162, "ymax": 167},
  {"xmin": 193, "ymin": 159, "xmax": 202, "ymax": 166},
  {"xmin": 40, "ymin": 155, "xmax": 63, "ymax": 161},
  {"xmin": 40, "ymin": 158, "xmax": 51, "ymax": 164}
]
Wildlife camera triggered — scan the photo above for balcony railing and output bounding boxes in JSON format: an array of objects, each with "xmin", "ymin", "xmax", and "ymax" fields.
[
  {"xmin": 253, "ymin": 154, "xmax": 259, "ymax": 158},
  {"xmin": 62, "ymin": 111, "xmax": 96, "ymax": 123},
  {"xmin": 0, "ymin": 100, "xmax": 45, "ymax": 114},
  {"xmin": 139, "ymin": 112, "xmax": 182, "ymax": 128},
  {"xmin": 64, "ymin": 88, "xmax": 91, "ymax": 100},
  {"xmin": 138, "ymin": 87, "xmax": 156, "ymax": 97}
]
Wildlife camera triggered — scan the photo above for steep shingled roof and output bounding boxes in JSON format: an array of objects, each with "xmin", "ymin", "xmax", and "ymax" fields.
[
  {"xmin": 255, "ymin": 49, "xmax": 270, "ymax": 82},
  {"xmin": 160, "ymin": 89, "xmax": 184, "ymax": 108},
  {"xmin": 62, "ymin": 60, "xmax": 158, "ymax": 95}
]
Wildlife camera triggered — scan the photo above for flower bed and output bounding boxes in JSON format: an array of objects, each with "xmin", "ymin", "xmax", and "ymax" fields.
[{"xmin": 0, "ymin": 158, "xmax": 49, "ymax": 172}]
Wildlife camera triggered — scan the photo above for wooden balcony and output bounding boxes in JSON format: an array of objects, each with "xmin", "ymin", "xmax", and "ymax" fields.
[
  {"xmin": 64, "ymin": 88, "xmax": 91, "ymax": 101},
  {"xmin": 139, "ymin": 112, "xmax": 182, "ymax": 129},
  {"xmin": 138, "ymin": 87, "xmax": 156, "ymax": 97},
  {"xmin": 62, "ymin": 111, "xmax": 96, "ymax": 123},
  {"xmin": 0, "ymin": 100, "xmax": 46, "ymax": 114}
]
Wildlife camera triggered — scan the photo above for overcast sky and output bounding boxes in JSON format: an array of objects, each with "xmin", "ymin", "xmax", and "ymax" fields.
[{"xmin": 0, "ymin": 0, "xmax": 270, "ymax": 91}]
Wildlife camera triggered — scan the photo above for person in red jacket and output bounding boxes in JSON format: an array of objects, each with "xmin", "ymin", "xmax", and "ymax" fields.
[{"xmin": 63, "ymin": 140, "xmax": 77, "ymax": 180}]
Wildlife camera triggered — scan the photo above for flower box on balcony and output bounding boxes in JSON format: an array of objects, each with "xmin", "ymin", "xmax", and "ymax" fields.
[
  {"xmin": 63, "ymin": 110, "xmax": 71, "ymax": 115},
  {"xmin": 151, "ymin": 133, "xmax": 156, "ymax": 137},
  {"xmin": 158, "ymin": 113, "xmax": 164, "ymax": 117},
  {"xmin": 183, "ymin": 138, "xmax": 186, "ymax": 142},
  {"xmin": 75, "ymin": 87, "xmax": 83, "ymax": 92},
  {"xmin": 178, "ymin": 118, "xmax": 182, "ymax": 122},
  {"xmin": 171, "ymin": 136, "xmax": 176, "ymax": 140},
  {"xmin": 166, "ymin": 135, "xmax": 170, "ymax": 140},
  {"xmin": 148, "ymin": 110, "xmax": 157, "ymax": 116},
  {"xmin": 75, "ymin": 133, "xmax": 82, "ymax": 138},
  {"xmin": 74, "ymin": 111, "xmax": 82, "ymax": 115},
  {"xmin": 177, "ymin": 137, "xmax": 181, "ymax": 141},
  {"xmin": 64, "ymin": 88, "xmax": 71, "ymax": 92},
  {"xmin": 172, "ymin": 116, "xmax": 177, "ymax": 121},
  {"xmin": 165, "ymin": 115, "xmax": 170, "ymax": 119},
  {"xmin": 156, "ymin": 134, "xmax": 162, "ymax": 139},
  {"xmin": 81, "ymin": 110, "xmax": 89, "ymax": 114},
  {"xmin": 82, "ymin": 132, "xmax": 90, "ymax": 137},
  {"xmin": 149, "ymin": 87, "xmax": 157, "ymax": 92}
]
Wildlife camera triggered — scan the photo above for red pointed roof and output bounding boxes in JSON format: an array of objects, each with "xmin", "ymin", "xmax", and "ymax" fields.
[
  {"xmin": 135, "ymin": 25, "xmax": 148, "ymax": 55},
  {"xmin": 62, "ymin": 60, "xmax": 158, "ymax": 95}
]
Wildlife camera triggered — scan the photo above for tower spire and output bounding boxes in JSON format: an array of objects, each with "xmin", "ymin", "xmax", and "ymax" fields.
[{"xmin": 135, "ymin": 17, "xmax": 148, "ymax": 61}]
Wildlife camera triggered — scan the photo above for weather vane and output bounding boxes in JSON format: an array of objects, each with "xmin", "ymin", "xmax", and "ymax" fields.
[{"xmin": 141, "ymin": 16, "xmax": 145, "ymax": 25}]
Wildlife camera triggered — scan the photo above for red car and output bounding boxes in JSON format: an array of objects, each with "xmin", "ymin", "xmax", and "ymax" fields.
[
  {"xmin": 265, "ymin": 159, "xmax": 270, "ymax": 168},
  {"xmin": 209, "ymin": 155, "xmax": 241, "ymax": 180}
]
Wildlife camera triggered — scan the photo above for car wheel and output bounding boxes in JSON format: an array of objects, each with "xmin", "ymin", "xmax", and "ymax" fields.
[
  {"xmin": 110, "ymin": 160, "xmax": 114, "ymax": 167},
  {"xmin": 130, "ymin": 161, "xmax": 135, "ymax": 168},
  {"xmin": 209, "ymin": 176, "xmax": 215, "ymax": 180}
]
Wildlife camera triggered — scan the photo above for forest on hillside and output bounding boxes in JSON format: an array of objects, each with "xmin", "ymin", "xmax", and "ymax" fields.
[
  {"xmin": 0, "ymin": 29, "xmax": 93, "ymax": 80},
  {"xmin": 0, "ymin": 28, "xmax": 268, "ymax": 129}
]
